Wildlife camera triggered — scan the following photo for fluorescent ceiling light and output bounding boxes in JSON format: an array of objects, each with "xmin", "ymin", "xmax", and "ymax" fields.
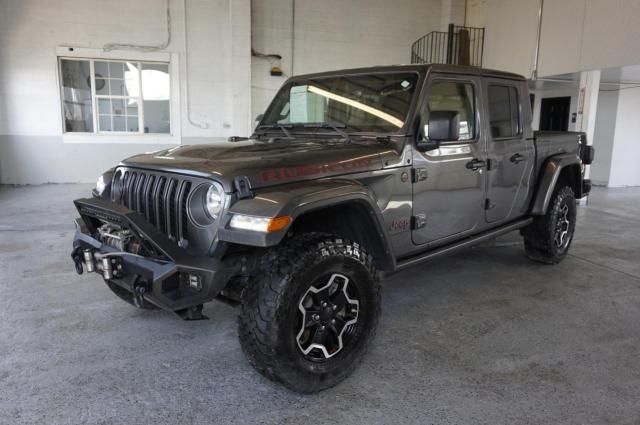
[{"xmin": 307, "ymin": 85, "xmax": 404, "ymax": 128}]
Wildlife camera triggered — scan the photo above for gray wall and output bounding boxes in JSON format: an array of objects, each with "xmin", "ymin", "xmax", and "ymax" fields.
[{"xmin": 0, "ymin": 135, "xmax": 227, "ymax": 184}]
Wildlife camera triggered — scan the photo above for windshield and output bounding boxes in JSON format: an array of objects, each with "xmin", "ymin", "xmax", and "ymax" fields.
[{"xmin": 260, "ymin": 72, "xmax": 420, "ymax": 133}]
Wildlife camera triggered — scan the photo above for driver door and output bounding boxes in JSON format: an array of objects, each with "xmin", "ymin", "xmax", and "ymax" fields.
[{"xmin": 411, "ymin": 75, "xmax": 487, "ymax": 247}]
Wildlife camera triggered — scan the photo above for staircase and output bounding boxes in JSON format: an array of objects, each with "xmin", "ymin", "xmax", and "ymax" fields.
[{"xmin": 411, "ymin": 24, "xmax": 485, "ymax": 67}]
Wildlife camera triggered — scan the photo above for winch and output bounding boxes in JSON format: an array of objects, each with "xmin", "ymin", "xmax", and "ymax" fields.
[{"xmin": 98, "ymin": 223, "xmax": 132, "ymax": 251}]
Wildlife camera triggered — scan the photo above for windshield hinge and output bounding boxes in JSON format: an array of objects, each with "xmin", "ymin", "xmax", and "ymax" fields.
[{"xmin": 234, "ymin": 176, "xmax": 254, "ymax": 200}]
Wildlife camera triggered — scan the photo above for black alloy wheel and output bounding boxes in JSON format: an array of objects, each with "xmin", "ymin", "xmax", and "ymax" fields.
[
  {"xmin": 295, "ymin": 273, "xmax": 360, "ymax": 361},
  {"xmin": 238, "ymin": 233, "xmax": 380, "ymax": 393}
]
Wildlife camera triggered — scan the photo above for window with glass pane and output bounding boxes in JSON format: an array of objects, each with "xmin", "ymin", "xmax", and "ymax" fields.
[
  {"xmin": 95, "ymin": 61, "xmax": 140, "ymax": 132},
  {"xmin": 60, "ymin": 59, "xmax": 94, "ymax": 132},
  {"xmin": 426, "ymin": 81, "xmax": 476, "ymax": 141},
  {"xmin": 488, "ymin": 85, "xmax": 521, "ymax": 138},
  {"xmin": 141, "ymin": 63, "xmax": 170, "ymax": 134},
  {"xmin": 58, "ymin": 58, "xmax": 170, "ymax": 134}
]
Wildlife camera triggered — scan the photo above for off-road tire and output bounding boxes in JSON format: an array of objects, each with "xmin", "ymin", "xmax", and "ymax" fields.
[
  {"xmin": 104, "ymin": 279, "xmax": 158, "ymax": 310},
  {"xmin": 522, "ymin": 185, "xmax": 576, "ymax": 264},
  {"xmin": 238, "ymin": 233, "xmax": 381, "ymax": 393}
]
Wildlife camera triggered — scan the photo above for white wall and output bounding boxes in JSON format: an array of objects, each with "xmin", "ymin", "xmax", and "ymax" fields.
[
  {"xmin": 536, "ymin": 0, "xmax": 584, "ymax": 77},
  {"xmin": 0, "ymin": 0, "xmax": 251, "ymax": 184},
  {"xmin": 482, "ymin": 0, "xmax": 539, "ymax": 77},
  {"xmin": 540, "ymin": 0, "xmax": 640, "ymax": 76},
  {"xmin": 0, "ymin": 0, "xmax": 449, "ymax": 183},
  {"xmin": 440, "ymin": 0, "xmax": 466, "ymax": 31},
  {"xmin": 250, "ymin": 0, "xmax": 294, "ymax": 122},
  {"xmin": 465, "ymin": 0, "xmax": 486, "ymax": 28},
  {"xmin": 483, "ymin": 0, "xmax": 640, "ymax": 78},
  {"xmin": 591, "ymin": 89, "xmax": 619, "ymax": 186},
  {"xmin": 608, "ymin": 87, "xmax": 640, "ymax": 187},
  {"xmin": 250, "ymin": 0, "xmax": 443, "ymax": 120},
  {"xmin": 579, "ymin": 0, "xmax": 640, "ymax": 74}
]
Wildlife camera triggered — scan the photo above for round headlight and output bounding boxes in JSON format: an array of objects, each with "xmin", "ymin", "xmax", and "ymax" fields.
[{"xmin": 205, "ymin": 184, "xmax": 224, "ymax": 219}]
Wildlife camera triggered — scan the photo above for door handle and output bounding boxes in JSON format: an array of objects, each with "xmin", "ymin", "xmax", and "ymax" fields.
[
  {"xmin": 510, "ymin": 153, "xmax": 525, "ymax": 164},
  {"xmin": 465, "ymin": 158, "xmax": 486, "ymax": 171}
]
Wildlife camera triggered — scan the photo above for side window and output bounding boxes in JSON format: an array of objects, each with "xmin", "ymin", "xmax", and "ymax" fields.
[
  {"xmin": 488, "ymin": 84, "xmax": 521, "ymax": 138},
  {"xmin": 426, "ymin": 81, "xmax": 476, "ymax": 141}
]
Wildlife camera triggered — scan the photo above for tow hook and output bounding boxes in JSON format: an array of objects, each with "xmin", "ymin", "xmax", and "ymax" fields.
[
  {"xmin": 132, "ymin": 278, "xmax": 150, "ymax": 308},
  {"xmin": 177, "ymin": 304, "xmax": 208, "ymax": 321}
]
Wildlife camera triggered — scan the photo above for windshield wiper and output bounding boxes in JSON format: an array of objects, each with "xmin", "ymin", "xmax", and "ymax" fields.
[
  {"xmin": 303, "ymin": 122, "xmax": 351, "ymax": 143},
  {"xmin": 256, "ymin": 124, "xmax": 294, "ymax": 139},
  {"xmin": 346, "ymin": 134, "xmax": 409, "ymax": 145}
]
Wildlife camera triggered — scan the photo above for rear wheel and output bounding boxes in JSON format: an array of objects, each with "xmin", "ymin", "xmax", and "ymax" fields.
[
  {"xmin": 238, "ymin": 233, "xmax": 380, "ymax": 393},
  {"xmin": 522, "ymin": 185, "xmax": 576, "ymax": 264}
]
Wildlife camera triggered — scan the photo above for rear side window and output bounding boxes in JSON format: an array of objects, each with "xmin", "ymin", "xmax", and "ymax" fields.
[
  {"xmin": 488, "ymin": 84, "xmax": 521, "ymax": 138},
  {"xmin": 427, "ymin": 81, "xmax": 476, "ymax": 141}
]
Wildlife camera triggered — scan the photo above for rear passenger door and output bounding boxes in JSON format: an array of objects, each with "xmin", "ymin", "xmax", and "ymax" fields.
[{"xmin": 483, "ymin": 80, "xmax": 535, "ymax": 223}]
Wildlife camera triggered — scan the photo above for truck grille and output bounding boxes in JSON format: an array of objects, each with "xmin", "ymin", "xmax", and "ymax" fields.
[{"xmin": 112, "ymin": 169, "xmax": 193, "ymax": 244}]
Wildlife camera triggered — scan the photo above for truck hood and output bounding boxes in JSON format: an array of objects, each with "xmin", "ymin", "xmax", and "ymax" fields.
[{"xmin": 121, "ymin": 139, "xmax": 394, "ymax": 191}]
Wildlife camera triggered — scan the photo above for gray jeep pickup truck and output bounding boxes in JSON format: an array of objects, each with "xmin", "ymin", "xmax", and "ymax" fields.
[{"xmin": 71, "ymin": 64, "xmax": 594, "ymax": 393}]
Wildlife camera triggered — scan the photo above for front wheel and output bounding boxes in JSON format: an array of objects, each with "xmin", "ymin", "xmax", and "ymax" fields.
[
  {"xmin": 238, "ymin": 233, "xmax": 380, "ymax": 393},
  {"xmin": 522, "ymin": 185, "xmax": 577, "ymax": 264}
]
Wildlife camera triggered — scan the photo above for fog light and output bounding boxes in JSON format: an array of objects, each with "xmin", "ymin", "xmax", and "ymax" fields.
[{"xmin": 188, "ymin": 274, "xmax": 202, "ymax": 291}]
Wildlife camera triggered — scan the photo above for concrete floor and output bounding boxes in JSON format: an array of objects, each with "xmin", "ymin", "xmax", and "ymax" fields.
[{"xmin": 1, "ymin": 184, "xmax": 639, "ymax": 425}]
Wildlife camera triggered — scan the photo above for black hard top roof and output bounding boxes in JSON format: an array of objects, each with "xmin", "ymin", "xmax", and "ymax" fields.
[{"xmin": 292, "ymin": 64, "xmax": 526, "ymax": 81}]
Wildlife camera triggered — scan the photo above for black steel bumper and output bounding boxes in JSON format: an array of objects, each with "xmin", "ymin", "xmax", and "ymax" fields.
[
  {"xmin": 71, "ymin": 197, "xmax": 235, "ymax": 315},
  {"xmin": 583, "ymin": 179, "xmax": 592, "ymax": 196}
]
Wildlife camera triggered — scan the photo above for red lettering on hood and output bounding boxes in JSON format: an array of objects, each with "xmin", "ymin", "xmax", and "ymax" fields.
[{"xmin": 261, "ymin": 157, "xmax": 373, "ymax": 183}]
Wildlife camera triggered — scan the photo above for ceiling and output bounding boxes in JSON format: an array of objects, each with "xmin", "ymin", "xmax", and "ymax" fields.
[{"xmin": 528, "ymin": 64, "xmax": 640, "ymax": 92}]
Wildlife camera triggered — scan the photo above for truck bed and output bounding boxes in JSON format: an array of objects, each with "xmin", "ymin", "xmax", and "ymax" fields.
[{"xmin": 533, "ymin": 131, "xmax": 584, "ymax": 177}]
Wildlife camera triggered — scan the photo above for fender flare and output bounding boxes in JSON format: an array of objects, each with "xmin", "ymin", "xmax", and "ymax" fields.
[
  {"xmin": 530, "ymin": 154, "xmax": 581, "ymax": 215},
  {"xmin": 217, "ymin": 179, "xmax": 395, "ymax": 268}
]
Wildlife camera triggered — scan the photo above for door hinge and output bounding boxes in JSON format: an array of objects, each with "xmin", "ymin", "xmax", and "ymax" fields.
[
  {"xmin": 411, "ymin": 168, "xmax": 428, "ymax": 183},
  {"xmin": 484, "ymin": 198, "xmax": 495, "ymax": 210},
  {"xmin": 411, "ymin": 214, "xmax": 427, "ymax": 230}
]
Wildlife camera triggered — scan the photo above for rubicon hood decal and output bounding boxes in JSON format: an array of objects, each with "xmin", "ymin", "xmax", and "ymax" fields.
[
  {"xmin": 121, "ymin": 139, "xmax": 392, "ymax": 190},
  {"xmin": 260, "ymin": 156, "xmax": 375, "ymax": 183}
]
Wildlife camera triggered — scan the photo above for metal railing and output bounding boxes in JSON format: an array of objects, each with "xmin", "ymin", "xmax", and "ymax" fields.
[{"xmin": 411, "ymin": 24, "xmax": 485, "ymax": 67}]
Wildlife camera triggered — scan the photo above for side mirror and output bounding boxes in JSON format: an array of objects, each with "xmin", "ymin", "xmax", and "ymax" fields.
[{"xmin": 415, "ymin": 111, "xmax": 460, "ymax": 152}]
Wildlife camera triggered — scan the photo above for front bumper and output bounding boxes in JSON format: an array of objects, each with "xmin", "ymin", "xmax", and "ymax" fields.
[{"xmin": 71, "ymin": 197, "xmax": 236, "ymax": 316}]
